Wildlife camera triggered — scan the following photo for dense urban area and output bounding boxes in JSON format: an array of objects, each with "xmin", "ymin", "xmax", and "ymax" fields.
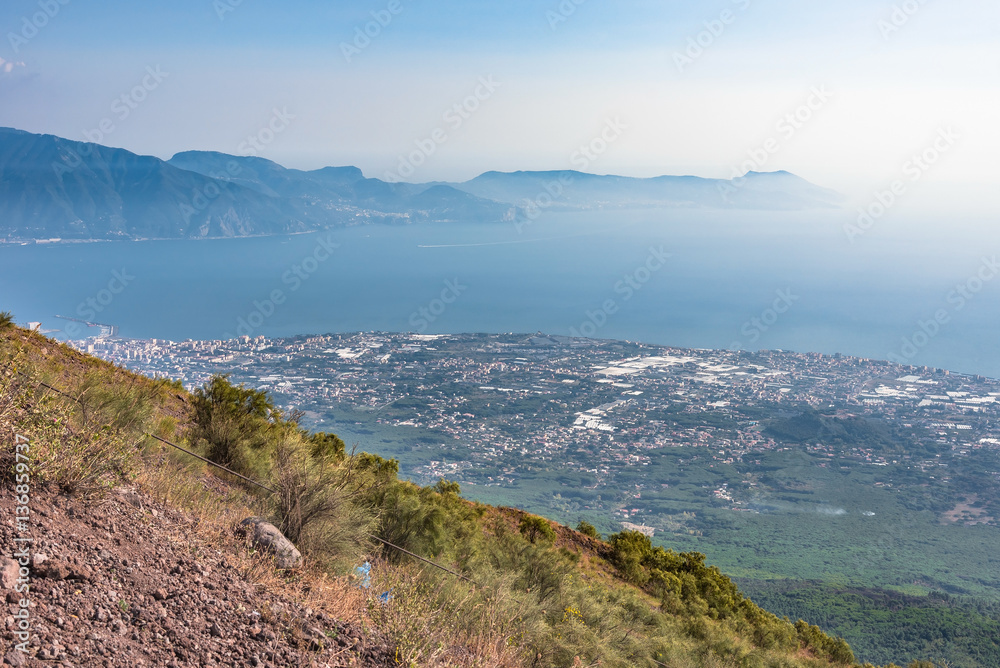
[{"xmin": 77, "ymin": 331, "xmax": 1000, "ymax": 534}]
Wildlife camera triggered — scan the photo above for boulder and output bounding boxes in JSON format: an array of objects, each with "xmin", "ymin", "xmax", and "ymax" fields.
[
  {"xmin": 237, "ymin": 517, "xmax": 302, "ymax": 569},
  {"xmin": 0, "ymin": 558, "xmax": 19, "ymax": 590}
]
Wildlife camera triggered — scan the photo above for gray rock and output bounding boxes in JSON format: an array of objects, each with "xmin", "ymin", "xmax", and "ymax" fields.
[
  {"xmin": 3, "ymin": 649, "xmax": 27, "ymax": 666},
  {"xmin": 0, "ymin": 558, "xmax": 19, "ymax": 591},
  {"xmin": 236, "ymin": 518, "xmax": 302, "ymax": 569}
]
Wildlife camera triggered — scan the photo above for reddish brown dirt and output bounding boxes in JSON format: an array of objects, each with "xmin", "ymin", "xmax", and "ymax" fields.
[{"xmin": 1, "ymin": 486, "xmax": 394, "ymax": 667}]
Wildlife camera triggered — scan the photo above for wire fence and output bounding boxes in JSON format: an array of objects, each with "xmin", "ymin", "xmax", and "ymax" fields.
[{"xmin": 5, "ymin": 364, "xmax": 476, "ymax": 585}]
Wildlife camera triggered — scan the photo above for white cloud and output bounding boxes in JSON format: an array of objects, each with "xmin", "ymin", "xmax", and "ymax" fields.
[{"xmin": 0, "ymin": 57, "xmax": 26, "ymax": 74}]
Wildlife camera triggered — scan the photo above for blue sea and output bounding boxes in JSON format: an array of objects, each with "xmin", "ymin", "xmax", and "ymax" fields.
[{"xmin": 3, "ymin": 208, "xmax": 1000, "ymax": 378}]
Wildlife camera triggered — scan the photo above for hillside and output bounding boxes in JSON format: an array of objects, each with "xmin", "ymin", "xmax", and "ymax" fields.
[
  {"xmin": 449, "ymin": 169, "xmax": 845, "ymax": 211},
  {"xmin": 0, "ymin": 317, "xmax": 918, "ymax": 667},
  {"xmin": 0, "ymin": 128, "xmax": 517, "ymax": 241},
  {"xmin": 0, "ymin": 128, "xmax": 843, "ymax": 243},
  {"xmin": 0, "ymin": 485, "xmax": 393, "ymax": 667}
]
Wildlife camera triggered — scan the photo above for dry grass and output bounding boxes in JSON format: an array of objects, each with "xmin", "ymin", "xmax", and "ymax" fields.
[
  {"xmin": 3, "ymin": 326, "xmax": 865, "ymax": 668},
  {"xmin": 364, "ymin": 561, "xmax": 529, "ymax": 668},
  {"xmin": 136, "ymin": 444, "xmax": 371, "ymax": 627}
]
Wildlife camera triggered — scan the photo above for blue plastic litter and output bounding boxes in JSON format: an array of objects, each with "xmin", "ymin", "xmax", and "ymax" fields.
[
  {"xmin": 377, "ymin": 589, "xmax": 394, "ymax": 604},
  {"xmin": 354, "ymin": 561, "xmax": 372, "ymax": 589}
]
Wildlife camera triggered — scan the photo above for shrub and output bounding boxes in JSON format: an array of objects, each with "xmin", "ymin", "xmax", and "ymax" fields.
[
  {"xmin": 608, "ymin": 530, "xmax": 652, "ymax": 585},
  {"xmin": 519, "ymin": 514, "xmax": 556, "ymax": 544},
  {"xmin": 155, "ymin": 377, "xmax": 185, "ymax": 392},
  {"xmin": 373, "ymin": 483, "xmax": 448, "ymax": 559},
  {"xmin": 576, "ymin": 520, "xmax": 599, "ymax": 539},
  {"xmin": 269, "ymin": 433, "xmax": 374, "ymax": 570},
  {"xmin": 77, "ymin": 373, "xmax": 158, "ymax": 433},
  {"xmin": 308, "ymin": 431, "xmax": 346, "ymax": 461},
  {"xmin": 1, "ymin": 363, "xmax": 155, "ymax": 496},
  {"xmin": 433, "ymin": 478, "xmax": 461, "ymax": 497},
  {"xmin": 189, "ymin": 375, "xmax": 280, "ymax": 479}
]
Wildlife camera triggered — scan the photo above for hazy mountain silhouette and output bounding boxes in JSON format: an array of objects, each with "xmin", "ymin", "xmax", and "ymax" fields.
[{"xmin": 0, "ymin": 127, "xmax": 842, "ymax": 241}]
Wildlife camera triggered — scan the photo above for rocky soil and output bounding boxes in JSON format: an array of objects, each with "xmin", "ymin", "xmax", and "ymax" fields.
[{"xmin": 1, "ymin": 486, "xmax": 394, "ymax": 667}]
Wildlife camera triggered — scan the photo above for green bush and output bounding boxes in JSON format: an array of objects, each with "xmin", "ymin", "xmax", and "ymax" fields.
[
  {"xmin": 269, "ymin": 433, "xmax": 373, "ymax": 570},
  {"xmin": 603, "ymin": 529, "xmax": 856, "ymax": 665},
  {"xmin": 307, "ymin": 431, "xmax": 346, "ymax": 461},
  {"xmin": 433, "ymin": 477, "xmax": 461, "ymax": 497},
  {"xmin": 370, "ymin": 482, "xmax": 448, "ymax": 559},
  {"xmin": 519, "ymin": 514, "xmax": 556, "ymax": 544},
  {"xmin": 576, "ymin": 520, "xmax": 599, "ymax": 539},
  {"xmin": 188, "ymin": 375, "xmax": 282, "ymax": 480},
  {"xmin": 1, "ymin": 361, "xmax": 154, "ymax": 496}
]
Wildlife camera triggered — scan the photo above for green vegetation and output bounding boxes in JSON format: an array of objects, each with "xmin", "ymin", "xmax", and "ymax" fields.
[
  {"xmin": 739, "ymin": 582, "xmax": 1000, "ymax": 668},
  {"xmin": 2, "ymin": 324, "xmax": 962, "ymax": 667},
  {"xmin": 577, "ymin": 520, "xmax": 600, "ymax": 539},
  {"xmin": 765, "ymin": 409, "xmax": 898, "ymax": 449},
  {"xmin": 605, "ymin": 530, "xmax": 854, "ymax": 664},
  {"xmin": 518, "ymin": 514, "xmax": 557, "ymax": 544},
  {"xmin": 165, "ymin": 373, "xmax": 875, "ymax": 665},
  {"xmin": 0, "ymin": 311, "xmax": 14, "ymax": 330},
  {"xmin": 320, "ymin": 401, "xmax": 1000, "ymax": 665},
  {"xmin": 0, "ymin": 348, "xmax": 157, "ymax": 496}
]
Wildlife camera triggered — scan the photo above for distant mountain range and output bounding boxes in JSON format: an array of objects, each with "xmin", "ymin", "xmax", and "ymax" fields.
[{"xmin": 0, "ymin": 127, "xmax": 844, "ymax": 241}]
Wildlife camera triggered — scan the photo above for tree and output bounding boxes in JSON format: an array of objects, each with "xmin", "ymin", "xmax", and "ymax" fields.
[
  {"xmin": 0, "ymin": 311, "xmax": 13, "ymax": 330},
  {"xmin": 576, "ymin": 520, "xmax": 599, "ymax": 539},
  {"xmin": 434, "ymin": 478, "xmax": 461, "ymax": 497},
  {"xmin": 519, "ymin": 514, "xmax": 556, "ymax": 544},
  {"xmin": 308, "ymin": 431, "xmax": 346, "ymax": 461},
  {"xmin": 189, "ymin": 374, "xmax": 279, "ymax": 477}
]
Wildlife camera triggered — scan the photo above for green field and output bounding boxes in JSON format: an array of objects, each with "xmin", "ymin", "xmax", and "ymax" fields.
[{"xmin": 318, "ymin": 405, "xmax": 1000, "ymax": 666}]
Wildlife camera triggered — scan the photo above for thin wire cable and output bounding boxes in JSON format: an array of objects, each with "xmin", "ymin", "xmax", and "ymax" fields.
[
  {"xmin": 145, "ymin": 433, "xmax": 279, "ymax": 495},
  {"xmin": 371, "ymin": 536, "xmax": 477, "ymax": 585},
  {"xmin": 8, "ymin": 364, "xmax": 477, "ymax": 584}
]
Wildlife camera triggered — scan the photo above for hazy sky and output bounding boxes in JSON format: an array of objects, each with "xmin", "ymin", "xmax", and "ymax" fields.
[{"xmin": 1, "ymin": 0, "xmax": 997, "ymax": 211}]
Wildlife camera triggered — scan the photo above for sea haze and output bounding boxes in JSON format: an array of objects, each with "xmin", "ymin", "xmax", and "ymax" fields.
[{"xmin": 3, "ymin": 208, "xmax": 999, "ymax": 378}]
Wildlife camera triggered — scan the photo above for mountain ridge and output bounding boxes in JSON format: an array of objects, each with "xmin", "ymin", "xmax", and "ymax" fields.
[
  {"xmin": 0, "ymin": 319, "xmax": 871, "ymax": 667},
  {"xmin": 1, "ymin": 127, "xmax": 843, "ymax": 242}
]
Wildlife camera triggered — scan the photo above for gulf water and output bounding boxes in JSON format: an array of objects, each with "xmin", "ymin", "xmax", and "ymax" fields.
[{"xmin": 3, "ymin": 208, "xmax": 998, "ymax": 378}]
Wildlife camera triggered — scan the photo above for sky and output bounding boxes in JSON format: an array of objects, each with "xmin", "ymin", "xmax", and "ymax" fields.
[{"xmin": 0, "ymin": 0, "xmax": 997, "ymax": 213}]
